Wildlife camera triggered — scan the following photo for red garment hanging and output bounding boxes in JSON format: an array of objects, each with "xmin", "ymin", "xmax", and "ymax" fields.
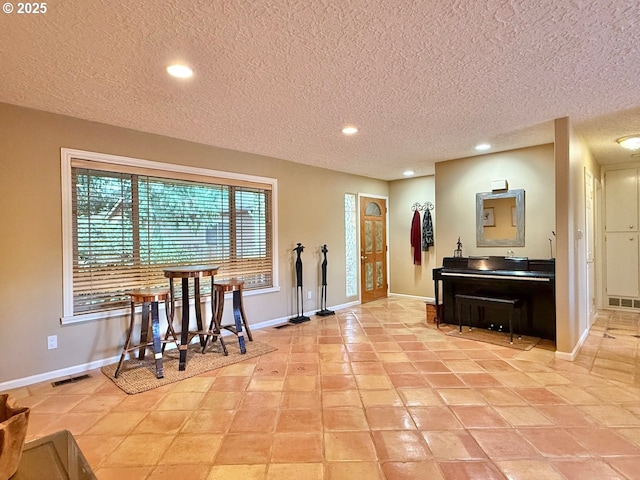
[{"xmin": 410, "ymin": 210, "xmax": 421, "ymax": 265}]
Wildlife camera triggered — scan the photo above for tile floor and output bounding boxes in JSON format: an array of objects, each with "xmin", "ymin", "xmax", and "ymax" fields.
[{"xmin": 4, "ymin": 297, "xmax": 640, "ymax": 479}]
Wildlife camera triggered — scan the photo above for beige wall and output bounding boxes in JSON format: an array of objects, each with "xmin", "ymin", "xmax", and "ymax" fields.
[
  {"xmin": 0, "ymin": 102, "xmax": 388, "ymax": 383},
  {"xmin": 0, "ymin": 101, "xmax": 599, "ymax": 383},
  {"xmin": 388, "ymin": 175, "xmax": 436, "ymax": 298},
  {"xmin": 434, "ymin": 144, "xmax": 556, "ymax": 262}
]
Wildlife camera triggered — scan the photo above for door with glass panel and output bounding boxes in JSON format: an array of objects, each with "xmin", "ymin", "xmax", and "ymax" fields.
[{"xmin": 360, "ymin": 196, "xmax": 388, "ymax": 303}]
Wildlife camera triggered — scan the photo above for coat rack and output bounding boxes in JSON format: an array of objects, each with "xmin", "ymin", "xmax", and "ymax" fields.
[{"xmin": 411, "ymin": 201, "xmax": 435, "ymax": 212}]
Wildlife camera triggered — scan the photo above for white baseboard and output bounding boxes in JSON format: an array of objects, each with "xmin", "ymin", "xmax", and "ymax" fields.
[
  {"xmin": 0, "ymin": 356, "xmax": 122, "ymax": 392},
  {"xmin": 0, "ymin": 300, "xmax": 361, "ymax": 391},
  {"xmin": 389, "ymin": 292, "xmax": 435, "ymax": 303},
  {"xmin": 554, "ymin": 326, "xmax": 590, "ymax": 361}
]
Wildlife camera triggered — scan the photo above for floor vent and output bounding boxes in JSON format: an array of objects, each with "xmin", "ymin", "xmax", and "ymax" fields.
[
  {"xmin": 607, "ymin": 297, "xmax": 640, "ymax": 309},
  {"xmin": 52, "ymin": 374, "xmax": 90, "ymax": 387}
]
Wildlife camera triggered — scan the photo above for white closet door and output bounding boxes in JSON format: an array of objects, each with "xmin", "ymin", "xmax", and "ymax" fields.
[
  {"xmin": 605, "ymin": 168, "xmax": 637, "ymax": 232},
  {"xmin": 606, "ymin": 232, "xmax": 639, "ymax": 297}
]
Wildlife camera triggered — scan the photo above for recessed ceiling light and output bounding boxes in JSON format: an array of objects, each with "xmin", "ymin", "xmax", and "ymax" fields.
[
  {"xmin": 475, "ymin": 143, "xmax": 491, "ymax": 151},
  {"xmin": 617, "ymin": 135, "xmax": 640, "ymax": 150},
  {"xmin": 342, "ymin": 126, "xmax": 358, "ymax": 135},
  {"xmin": 166, "ymin": 64, "xmax": 193, "ymax": 79},
  {"xmin": 403, "ymin": 170, "xmax": 415, "ymax": 176}
]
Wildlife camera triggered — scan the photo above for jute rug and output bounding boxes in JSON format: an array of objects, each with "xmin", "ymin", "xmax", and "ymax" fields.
[
  {"xmin": 102, "ymin": 340, "xmax": 277, "ymax": 394},
  {"xmin": 446, "ymin": 327, "xmax": 540, "ymax": 351}
]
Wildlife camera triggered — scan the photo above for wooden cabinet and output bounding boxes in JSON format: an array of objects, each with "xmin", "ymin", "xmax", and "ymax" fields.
[
  {"xmin": 605, "ymin": 168, "xmax": 637, "ymax": 232},
  {"xmin": 604, "ymin": 167, "xmax": 640, "ymax": 301},
  {"xmin": 606, "ymin": 232, "xmax": 639, "ymax": 297}
]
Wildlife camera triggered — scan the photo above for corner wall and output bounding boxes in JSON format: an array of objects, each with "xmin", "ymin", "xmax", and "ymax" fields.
[
  {"xmin": 388, "ymin": 175, "xmax": 436, "ymax": 298},
  {"xmin": 554, "ymin": 117, "xmax": 599, "ymax": 357}
]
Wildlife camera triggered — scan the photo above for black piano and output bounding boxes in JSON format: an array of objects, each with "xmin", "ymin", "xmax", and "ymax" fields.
[{"xmin": 433, "ymin": 256, "xmax": 556, "ymax": 340}]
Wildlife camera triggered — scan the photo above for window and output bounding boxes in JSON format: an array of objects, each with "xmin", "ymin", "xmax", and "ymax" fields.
[
  {"xmin": 61, "ymin": 149, "xmax": 278, "ymax": 322},
  {"xmin": 344, "ymin": 193, "xmax": 358, "ymax": 297}
]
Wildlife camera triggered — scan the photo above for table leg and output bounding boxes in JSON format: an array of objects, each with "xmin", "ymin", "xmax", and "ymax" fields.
[
  {"xmin": 179, "ymin": 278, "xmax": 190, "ymax": 371},
  {"xmin": 233, "ymin": 291, "xmax": 247, "ymax": 354},
  {"xmin": 150, "ymin": 301, "xmax": 164, "ymax": 378},
  {"xmin": 138, "ymin": 302, "xmax": 150, "ymax": 360}
]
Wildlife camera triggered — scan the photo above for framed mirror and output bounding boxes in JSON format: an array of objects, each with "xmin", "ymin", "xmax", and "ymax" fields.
[{"xmin": 476, "ymin": 189, "xmax": 525, "ymax": 247}]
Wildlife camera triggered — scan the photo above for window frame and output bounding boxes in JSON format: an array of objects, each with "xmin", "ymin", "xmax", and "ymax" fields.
[{"xmin": 60, "ymin": 148, "xmax": 279, "ymax": 324}]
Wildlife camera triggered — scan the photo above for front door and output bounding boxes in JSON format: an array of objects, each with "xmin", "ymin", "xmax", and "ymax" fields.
[{"xmin": 360, "ymin": 196, "xmax": 388, "ymax": 303}]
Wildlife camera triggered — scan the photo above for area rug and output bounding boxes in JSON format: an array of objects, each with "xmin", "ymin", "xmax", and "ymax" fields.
[
  {"xmin": 102, "ymin": 341, "xmax": 277, "ymax": 394},
  {"xmin": 446, "ymin": 327, "xmax": 540, "ymax": 351}
]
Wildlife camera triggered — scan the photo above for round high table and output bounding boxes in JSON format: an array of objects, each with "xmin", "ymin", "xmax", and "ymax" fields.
[{"xmin": 163, "ymin": 265, "xmax": 228, "ymax": 371}]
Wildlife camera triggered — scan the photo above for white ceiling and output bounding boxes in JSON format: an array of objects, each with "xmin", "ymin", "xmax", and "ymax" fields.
[{"xmin": 1, "ymin": 0, "xmax": 639, "ymax": 180}]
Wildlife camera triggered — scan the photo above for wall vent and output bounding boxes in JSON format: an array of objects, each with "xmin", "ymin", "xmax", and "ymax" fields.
[
  {"xmin": 621, "ymin": 298, "xmax": 634, "ymax": 308},
  {"xmin": 609, "ymin": 297, "xmax": 620, "ymax": 306}
]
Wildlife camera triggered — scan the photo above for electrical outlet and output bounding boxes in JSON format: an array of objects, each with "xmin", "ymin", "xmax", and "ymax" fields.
[
  {"xmin": 307, "ymin": 290, "xmax": 312, "ymax": 299},
  {"xmin": 47, "ymin": 335, "xmax": 57, "ymax": 350}
]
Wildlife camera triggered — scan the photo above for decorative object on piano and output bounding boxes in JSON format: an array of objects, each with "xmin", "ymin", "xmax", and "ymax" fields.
[
  {"xmin": 316, "ymin": 244, "xmax": 335, "ymax": 317},
  {"xmin": 0, "ymin": 394, "xmax": 30, "ymax": 479},
  {"xmin": 549, "ymin": 230, "xmax": 556, "ymax": 258},
  {"xmin": 290, "ymin": 243, "xmax": 311, "ymax": 324},
  {"xmin": 476, "ymin": 189, "xmax": 525, "ymax": 247},
  {"xmin": 454, "ymin": 237, "xmax": 463, "ymax": 257}
]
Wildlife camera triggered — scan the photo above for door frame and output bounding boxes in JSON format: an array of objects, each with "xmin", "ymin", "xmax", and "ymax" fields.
[
  {"xmin": 584, "ymin": 168, "xmax": 597, "ymax": 326},
  {"xmin": 358, "ymin": 193, "xmax": 390, "ymax": 303}
]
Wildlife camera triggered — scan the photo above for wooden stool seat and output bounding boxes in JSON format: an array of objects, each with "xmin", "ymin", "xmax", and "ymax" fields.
[
  {"xmin": 114, "ymin": 288, "xmax": 176, "ymax": 379},
  {"xmin": 208, "ymin": 279, "xmax": 253, "ymax": 354}
]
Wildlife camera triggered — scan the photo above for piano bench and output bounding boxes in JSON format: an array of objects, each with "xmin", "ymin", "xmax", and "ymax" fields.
[{"xmin": 455, "ymin": 294, "xmax": 524, "ymax": 344}]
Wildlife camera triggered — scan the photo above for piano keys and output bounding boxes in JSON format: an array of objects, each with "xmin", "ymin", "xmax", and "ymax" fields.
[{"xmin": 433, "ymin": 256, "xmax": 555, "ymax": 340}]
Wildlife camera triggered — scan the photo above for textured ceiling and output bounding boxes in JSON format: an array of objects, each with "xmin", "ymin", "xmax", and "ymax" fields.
[{"xmin": 1, "ymin": 0, "xmax": 639, "ymax": 180}]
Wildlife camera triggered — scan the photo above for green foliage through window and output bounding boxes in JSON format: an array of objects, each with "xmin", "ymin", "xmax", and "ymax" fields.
[{"xmin": 72, "ymin": 167, "xmax": 272, "ymax": 314}]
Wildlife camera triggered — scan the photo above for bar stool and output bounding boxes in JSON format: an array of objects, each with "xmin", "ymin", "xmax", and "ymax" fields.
[
  {"xmin": 114, "ymin": 288, "xmax": 174, "ymax": 379},
  {"xmin": 208, "ymin": 279, "xmax": 253, "ymax": 354}
]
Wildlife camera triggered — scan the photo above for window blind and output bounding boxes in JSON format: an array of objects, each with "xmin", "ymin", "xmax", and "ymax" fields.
[{"xmin": 72, "ymin": 165, "xmax": 273, "ymax": 314}]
